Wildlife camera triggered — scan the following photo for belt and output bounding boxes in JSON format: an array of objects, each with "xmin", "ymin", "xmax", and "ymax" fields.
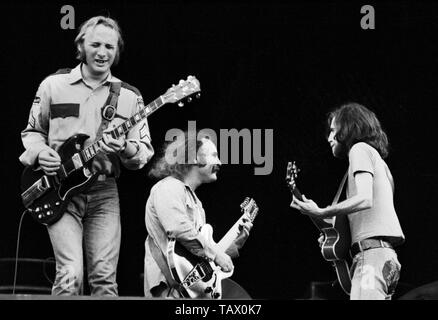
[{"xmin": 350, "ymin": 238, "xmax": 393, "ymax": 257}]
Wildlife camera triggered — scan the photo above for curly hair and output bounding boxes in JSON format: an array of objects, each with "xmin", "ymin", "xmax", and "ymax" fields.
[
  {"xmin": 148, "ymin": 131, "xmax": 209, "ymax": 181},
  {"xmin": 327, "ymin": 102, "xmax": 389, "ymax": 158}
]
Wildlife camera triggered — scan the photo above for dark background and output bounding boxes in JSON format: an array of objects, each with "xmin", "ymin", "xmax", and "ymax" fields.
[{"xmin": 1, "ymin": 0, "xmax": 438, "ymax": 299}]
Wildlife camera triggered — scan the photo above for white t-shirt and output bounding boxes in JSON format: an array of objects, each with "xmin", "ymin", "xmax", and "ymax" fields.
[{"xmin": 347, "ymin": 142, "xmax": 405, "ymax": 246}]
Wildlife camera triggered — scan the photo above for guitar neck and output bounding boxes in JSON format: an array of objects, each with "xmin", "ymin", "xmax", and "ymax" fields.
[
  {"xmin": 80, "ymin": 96, "xmax": 164, "ymax": 163},
  {"xmin": 217, "ymin": 210, "xmax": 258, "ymax": 252}
]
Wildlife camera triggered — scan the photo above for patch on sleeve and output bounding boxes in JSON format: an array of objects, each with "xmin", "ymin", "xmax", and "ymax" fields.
[
  {"xmin": 28, "ymin": 113, "xmax": 36, "ymax": 128},
  {"xmin": 28, "ymin": 96, "xmax": 41, "ymax": 128},
  {"xmin": 33, "ymin": 96, "xmax": 41, "ymax": 106},
  {"xmin": 139, "ymin": 122, "xmax": 149, "ymax": 139},
  {"xmin": 382, "ymin": 259, "xmax": 400, "ymax": 295}
]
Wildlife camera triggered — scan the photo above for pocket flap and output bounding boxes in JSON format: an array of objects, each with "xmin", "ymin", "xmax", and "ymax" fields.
[{"xmin": 50, "ymin": 103, "xmax": 80, "ymax": 119}]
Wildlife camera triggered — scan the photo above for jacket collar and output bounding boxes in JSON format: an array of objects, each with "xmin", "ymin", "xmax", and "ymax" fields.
[{"xmin": 68, "ymin": 63, "xmax": 120, "ymax": 85}]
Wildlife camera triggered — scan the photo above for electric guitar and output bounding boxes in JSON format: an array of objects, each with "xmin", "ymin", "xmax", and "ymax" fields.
[
  {"xmin": 167, "ymin": 197, "xmax": 259, "ymax": 299},
  {"xmin": 20, "ymin": 76, "xmax": 201, "ymax": 225},
  {"xmin": 286, "ymin": 161, "xmax": 351, "ymax": 295}
]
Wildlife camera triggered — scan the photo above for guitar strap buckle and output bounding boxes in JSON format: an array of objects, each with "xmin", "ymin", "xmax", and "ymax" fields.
[
  {"xmin": 102, "ymin": 104, "xmax": 116, "ymax": 121},
  {"xmin": 99, "ymin": 82, "xmax": 122, "ymax": 125}
]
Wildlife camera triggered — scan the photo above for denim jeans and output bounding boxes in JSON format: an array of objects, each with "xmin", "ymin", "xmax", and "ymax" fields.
[
  {"xmin": 350, "ymin": 247, "xmax": 401, "ymax": 300},
  {"xmin": 47, "ymin": 178, "xmax": 121, "ymax": 296}
]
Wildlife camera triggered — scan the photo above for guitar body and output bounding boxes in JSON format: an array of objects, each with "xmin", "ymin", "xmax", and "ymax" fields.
[
  {"xmin": 309, "ymin": 212, "xmax": 352, "ymax": 296},
  {"xmin": 318, "ymin": 212, "xmax": 351, "ymax": 294},
  {"xmin": 21, "ymin": 134, "xmax": 98, "ymax": 225},
  {"xmin": 167, "ymin": 225, "xmax": 233, "ymax": 299},
  {"xmin": 166, "ymin": 199, "xmax": 258, "ymax": 299},
  {"xmin": 332, "ymin": 259, "xmax": 352, "ymax": 294},
  {"xmin": 221, "ymin": 278, "xmax": 252, "ymax": 299},
  {"xmin": 320, "ymin": 215, "xmax": 351, "ymax": 261}
]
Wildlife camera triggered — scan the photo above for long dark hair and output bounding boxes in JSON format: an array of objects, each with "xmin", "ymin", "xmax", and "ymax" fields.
[{"xmin": 327, "ymin": 102, "xmax": 389, "ymax": 158}]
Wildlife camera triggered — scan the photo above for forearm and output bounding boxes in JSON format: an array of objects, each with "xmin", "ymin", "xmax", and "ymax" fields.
[
  {"xmin": 322, "ymin": 194, "xmax": 372, "ymax": 218},
  {"xmin": 177, "ymin": 231, "xmax": 220, "ymax": 261},
  {"xmin": 20, "ymin": 132, "xmax": 51, "ymax": 167}
]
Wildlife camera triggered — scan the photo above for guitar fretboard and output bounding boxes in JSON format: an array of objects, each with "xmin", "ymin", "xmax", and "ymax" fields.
[{"xmin": 80, "ymin": 97, "xmax": 164, "ymax": 163}]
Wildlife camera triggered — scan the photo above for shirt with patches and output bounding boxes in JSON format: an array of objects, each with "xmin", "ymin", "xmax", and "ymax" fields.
[{"xmin": 20, "ymin": 64, "xmax": 154, "ymax": 173}]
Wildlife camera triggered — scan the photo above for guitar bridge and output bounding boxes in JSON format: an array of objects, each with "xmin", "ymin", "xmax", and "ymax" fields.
[
  {"xmin": 182, "ymin": 264, "xmax": 206, "ymax": 288},
  {"xmin": 21, "ymin": 175, "xmax": 51, "ymax": 207}
]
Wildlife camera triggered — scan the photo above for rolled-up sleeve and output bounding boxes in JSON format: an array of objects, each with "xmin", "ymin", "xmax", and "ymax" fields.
[
  {"xmin": 153, "ymin": 181, "xmax": 219, "ymax": 261},
  {"xmin": 120, "ymin": 93, "xmax": 154, "ymax": 170},
  {"xmin": 19, "ymin": 79, "xmax": 52, "ymax": 166}
]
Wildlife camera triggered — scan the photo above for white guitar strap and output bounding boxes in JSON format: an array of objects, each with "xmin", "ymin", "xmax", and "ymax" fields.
[{"xmin": 147, "ymin": 236, "xmax": 182, "ymax": 291}]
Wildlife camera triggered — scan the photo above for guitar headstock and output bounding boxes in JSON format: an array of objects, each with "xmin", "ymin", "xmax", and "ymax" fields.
[
  {"xmin": 162, "ymin": 75, "xmax": 201, "ymax": 107},
  {"xmin": 286, "ymin": 161, "xmax": 300, "ymax": 192},
  {"xmin": 240, "ymin": 197, "xmax": 259, "ymax": 222}
]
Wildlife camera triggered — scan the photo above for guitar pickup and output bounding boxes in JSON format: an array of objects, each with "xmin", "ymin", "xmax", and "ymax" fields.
[
  {"xmin": 38, "ymin": 175, "xmax": 50, "ymax": 191},
  {"xmin": 182, "ymin": 267, "xmax": 203, "ymax": 288},
  {"xmin": 22, "ymin": 175, "xmax": 51, "ymax": 207},
  {"xmin": 59, "ymin": 153, "xmax": 83, "ymax": 178},
  {"xmin": 71, "ymin": 153, "xmax": 83, "ymax": 170}
]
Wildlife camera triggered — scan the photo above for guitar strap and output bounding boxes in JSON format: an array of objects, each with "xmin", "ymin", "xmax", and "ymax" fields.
[
  {"xmin": 94, "ymin": 81, "xmax": 122, "ymax": 177},
  {"xmin": 328, "ymin": 171, "xmax": 348, "ymax": 225},
  {"xmin": 146, "ymin": 236, "xmax": 182, "ymax": 292},
  {"xmin": 96, "ymin": 81, "xmax": 122, "ymax": 139},
  {"xmin": 332, "ymin": 171, "xmax": 348, "ymax": 206}
]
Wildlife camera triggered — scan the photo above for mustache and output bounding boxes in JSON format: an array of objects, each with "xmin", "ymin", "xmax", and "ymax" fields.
[{"xmin": 212, "ymin": 165, "xmax": 221, "ymax": 173}]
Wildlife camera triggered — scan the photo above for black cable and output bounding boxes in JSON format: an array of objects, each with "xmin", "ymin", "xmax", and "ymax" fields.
[
  {"xmin": 12, "ymin": 210, "xmax": 29, "ymax": 294},
  {"xmin": 43, "ymin": 257, "xmax": 56, "ymax": 285}
]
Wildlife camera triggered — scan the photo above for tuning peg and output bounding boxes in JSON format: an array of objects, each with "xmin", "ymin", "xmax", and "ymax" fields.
[
  {"xmin": 187, "ymin": 97, "xmax": 192, "ymax": 103},
  {"xmin": 178, "ymin": 102, "xmax": 184, "ymax": 107},
  {"xmin": 196, "ymin": 93, "xmax": 201, "ymax": 99}
]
